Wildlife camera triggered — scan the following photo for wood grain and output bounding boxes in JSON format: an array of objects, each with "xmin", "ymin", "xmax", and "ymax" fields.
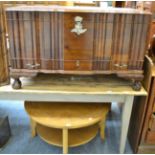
[
  {"xmin": 145, "ymin": 130, "xmax": 155, "ymax": 144},
  {"xmin": 128, "ymin": 56, "xmax": 154, "ymax": 153},
  {"xmin": 128, "ymin": 56, "xmax": 155, "ymax": 153},
  {"xmin": 0, "ymin": 3, "xmax": 9, "ymax": 86},
  {"xmin": 142, "ymin": 78, "xmax": 155, "ymax": 141},
  {"xmin": 25, "ymin": 100, "xmax": 109, "ymax": 153},
  {"xmin": 7, "ymin": 11, "xmax": 64, "ymax": 70},
  {"xmin": 5, "ymin": 6, "xmax": 151, "ymax": 79},
  {"xmin": 148, "ymin": 114, "xmax": 155, "ymax": 131},
  {"xmin": 36, "ymin": 123, "xmax": 99, "ymax": 147},
  {"xmin": 5, "ymin": 5, "xmax": 152, "ymax": 14},
  {"xmin": 24, "ymin": 101, "xmax": 109, "ymax": 129},
  {"xmin": 64, "ymin": 13, "xmax": 94, "ymax": 71},
  {"xmin": 0, "ymin": 74, "xmax": 147, "ymax": 98}
]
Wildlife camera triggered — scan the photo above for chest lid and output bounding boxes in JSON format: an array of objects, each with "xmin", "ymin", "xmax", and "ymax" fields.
[{"xmin": 6, "ymin": 5, "xmax": 152, "ymax": 15}]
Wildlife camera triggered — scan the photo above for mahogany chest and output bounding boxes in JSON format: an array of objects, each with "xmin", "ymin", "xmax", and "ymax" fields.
[{"xmin": 6, "ymin": 6, "xmax": 151, "ymax": 89}]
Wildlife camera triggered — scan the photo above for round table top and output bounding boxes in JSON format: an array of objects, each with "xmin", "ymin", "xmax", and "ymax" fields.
[{"xmin": 25, "ymin": 102, "xmax": 109, "ymax": 129}]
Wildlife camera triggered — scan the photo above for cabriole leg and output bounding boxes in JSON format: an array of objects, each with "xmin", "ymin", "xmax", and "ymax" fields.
[
  {"xmin": 132, "ymin": 80, "xmax": 142, "ymax": 91},
  {"xmin": 12, "ymin": 78, "xmax": 22, "ymax": 89}
]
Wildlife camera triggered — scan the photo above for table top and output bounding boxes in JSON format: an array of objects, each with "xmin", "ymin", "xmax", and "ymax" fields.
[
  {"xmin": 0, "ymin": 74, "xmax": 147, "ymax": 96},
  {"xmin": 25, "ymin": 101, "xmax": 109, "ymax": 129}
]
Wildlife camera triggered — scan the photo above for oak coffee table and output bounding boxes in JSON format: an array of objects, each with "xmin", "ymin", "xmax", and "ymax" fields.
[{"xmin": 24, "ymin": 101, "xmax": 110, "ymax": 154}]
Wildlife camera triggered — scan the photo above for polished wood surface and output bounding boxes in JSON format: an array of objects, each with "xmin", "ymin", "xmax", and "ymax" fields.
[
  {"xmin": 7, "ymin": 11, "xmax": 150, "ymax": 71},
  {"xmin": 145, "ymin": 130, "xmax": 155, "ymax": 144},
  {"xmin": 5, "ymin": 5, "xmax": 151, "ymax": 85},
  {"xmin": 64, "ymin": 13, "xmax": 93, "ymax": 71},
  {"xmin": 149, "ymin": 114, "xmax": 155, "ymax": 131},
  {"xmin": 149, "ymin": 35, "xmax": 155, "ymax": 62},
  {"xmin": 152, "ymin": 67, "xmax": 155, "ymax": 76},
  {"xmin": 25, "ymin": 101, "xmax": 109, "ymax": 154},
  {"xmin": 142, "ymin": 78, "xmax": 155, "ymax": 138},
  {"xmin": 150, "ymin": 21, "xmax": 155, "ymax": 41},
  {"xmin": 5, "ymin": 5, "xmax": 151, "ymax": 14},
  {"xmin": 37, "ymin": 123, "xmax": 99, "ymax": 147},
  {"xmin": 0, "ymin": 4, "xmax": 9, "ymax": 86},
  {"xmin": 149, "ymin": 2, "xmax": 155, "ymax": 42},
  {"xmin": 3, "ymin": 1, "xmax": 99, "ymax": 7},
  {"xmin": 25, "ymin": 102, "xmax": 109, "ymax": 129},
  {"xmin": 3, "ymin": 2, "xmax": 70, "ymax": 6}
]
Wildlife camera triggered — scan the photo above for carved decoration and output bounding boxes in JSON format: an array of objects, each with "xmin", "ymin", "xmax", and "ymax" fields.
[{"xmin": 71, "ymin": 16, "xmax": 87, "ymax": 35}]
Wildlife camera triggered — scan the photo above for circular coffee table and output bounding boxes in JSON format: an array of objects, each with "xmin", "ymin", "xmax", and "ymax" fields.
[{"xmin": 25, "ymin": 102, "xmax": 110, "ymax": 154}]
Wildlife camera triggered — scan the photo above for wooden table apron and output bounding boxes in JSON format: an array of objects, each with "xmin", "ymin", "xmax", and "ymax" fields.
[{"xmin": 0, "ymin": 90, "xmax": 137, "ymax": 153}]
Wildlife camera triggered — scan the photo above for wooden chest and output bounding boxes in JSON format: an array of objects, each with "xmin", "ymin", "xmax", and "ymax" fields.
[{"xmin": 6, "ymin": 6, "xmax": 151, "ymax": 89}]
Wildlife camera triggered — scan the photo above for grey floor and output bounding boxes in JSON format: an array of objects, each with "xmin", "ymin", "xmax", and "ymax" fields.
[{"xmin": 0, "ymin": 100, "xmax": 133, "ymax": 154}]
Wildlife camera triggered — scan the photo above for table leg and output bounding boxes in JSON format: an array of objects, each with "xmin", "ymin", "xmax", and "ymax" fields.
[
  {"xmin": 120, "ymin": 95, "xmax": 134, "ymax": 154},
  {"xmin": 30, "ymin": 118, "xmax": 37, "ymax": 137},
  {"xmin": 63, "ymin": 128, "xmax": 68, "ymax": 154},
  {"xmin": 99, "ymin": 118, "xmax": 105, "ymax": 140}
]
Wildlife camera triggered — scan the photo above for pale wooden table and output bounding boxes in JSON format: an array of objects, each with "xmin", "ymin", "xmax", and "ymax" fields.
[
  {"xmin": 0, "ymin": 75, "xmax": 147, "ymax": 153},
  {"xmin": 24, "ymin": 101, "xmax": 109, "ymax": 154}
]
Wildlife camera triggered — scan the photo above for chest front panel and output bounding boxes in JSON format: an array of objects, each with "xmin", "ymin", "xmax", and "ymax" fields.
[
  {"xmin": 64, "ymin": 13, "xmax": 94, "ymax": 70},
  {"xmin": 7, "ymin": 11, "xmax": 151, "ymax": 72}
]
